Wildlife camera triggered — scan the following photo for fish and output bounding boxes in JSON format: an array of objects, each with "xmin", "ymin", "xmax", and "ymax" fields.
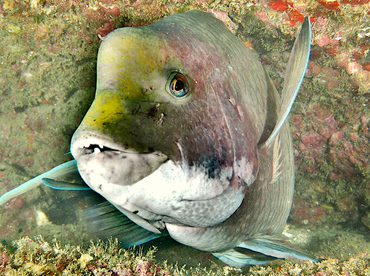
[{"xmin": 0, "ymin": 10, "xmax": 314, "ymax": 267}]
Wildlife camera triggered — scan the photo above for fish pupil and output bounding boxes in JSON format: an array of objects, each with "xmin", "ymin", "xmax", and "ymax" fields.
[
  {"xmin": 174, "ymin": 79, "xmax": 184, "ymax": 91},
  {"xmin": 169, "ymin": 73, "xmax": 189, "ymax": 97}
]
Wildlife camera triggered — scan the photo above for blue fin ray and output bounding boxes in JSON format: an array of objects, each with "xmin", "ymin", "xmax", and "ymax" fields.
[
  {"xmin": 83, "ymin": 195, "xmax": 166, "ymax": 247},
  {"xmin": 213, "ymin": 235, "xmax": 318, "ymax": 268},
  {"xmin": 213, "ymin": 249, "xmax": 276, "ymax": 267},
  {"xmin": 238, "ymin": 236, "xmax": 318, "ymax": 261},
  {"xmin": 42, "ymin": 178, "xmax": 91, "ymax": 191},
  {"xmin": 0, "ymin": 160, "xmax": 78, "ymax": 205}
]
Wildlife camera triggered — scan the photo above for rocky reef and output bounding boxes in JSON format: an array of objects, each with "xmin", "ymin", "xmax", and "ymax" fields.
[
  {"xmin": 1, "ymin": 236, "xmax": 370, "ymax": 275},
  {"xmin": 0, "ymin": 0, "xmax": 369, "ymax": 274}
]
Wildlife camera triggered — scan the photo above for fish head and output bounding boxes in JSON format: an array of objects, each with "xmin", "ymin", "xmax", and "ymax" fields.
[
  {"xmin": 71, "ymin": 27, "xmax": 181, "ymax": 186},
  {"xmin": 71, "ymin": 12, "xmax": 260, "ymax": 229}
]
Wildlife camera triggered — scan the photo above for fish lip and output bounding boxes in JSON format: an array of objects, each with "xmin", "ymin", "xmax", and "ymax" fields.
[
  {"xmin": 70, "ymin": 131, "xmax": 169, "ymax": 187},
  {"xmin": 70, "ymin": 132, "xmax": 159, "ymax": 159}
]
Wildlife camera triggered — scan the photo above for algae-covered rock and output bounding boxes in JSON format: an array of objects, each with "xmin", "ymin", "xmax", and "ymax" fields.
[
  {"xmin": 0, "ymin": 236, "xmax": 238, "ymax": 275},
  {"xmin": 1, "ymin": 236, "xmax": 370, "ymax": 276}
]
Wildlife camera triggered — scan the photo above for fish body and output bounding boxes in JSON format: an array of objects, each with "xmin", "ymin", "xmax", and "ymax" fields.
[
  {"xmin": 0, "ymin": 10, "xmax": 313, "ymax": 267},
  {"xmin": 72, "ymin": 11, "xmax": 263, "ymax": 231}
]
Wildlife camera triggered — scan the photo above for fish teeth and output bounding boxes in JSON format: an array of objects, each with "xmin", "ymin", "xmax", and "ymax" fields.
[
  {"xmin": 99, "ymin": 144, "xmax": 104, "ymax": 149},
  {"xmin": 93, "ymin": 147, "xmax": 101, "ymax": 154}
]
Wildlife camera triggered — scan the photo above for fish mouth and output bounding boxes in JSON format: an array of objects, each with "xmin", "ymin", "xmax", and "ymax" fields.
[
  {"xmin": 70, "ymin": 132, "xmax": 168, "ymax": 187},
  {"xmin": 71, "ymin": 133, "xmax": 145, "ymax": 158}
]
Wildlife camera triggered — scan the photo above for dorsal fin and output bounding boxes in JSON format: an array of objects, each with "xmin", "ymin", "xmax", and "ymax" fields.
[{"xmin": 259, "ymin": 17, "xmax": 311, "ymax": 150}]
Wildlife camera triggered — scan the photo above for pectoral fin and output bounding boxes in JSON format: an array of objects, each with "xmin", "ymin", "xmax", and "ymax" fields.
[
  {"xmin": 42, "ymin": 178, "xmax": 91, "ymax": 191},
  {"xmin": 260, "ymin": 17, "xmax": 311, "ymax": 150},
  {"xmin": 213, "ymin": 235, "xmax": 318, "ymax": 267},
  {"xmin": 0, "ymin": 160, "xmax": 78, "ymax": 205},
  {"xmin": 83, "ymin": 194, "xmax": 167, "ymax": 247},
  {"xmin": 213, "ymin": 248, "xmax": 276, "ymax": 267}
]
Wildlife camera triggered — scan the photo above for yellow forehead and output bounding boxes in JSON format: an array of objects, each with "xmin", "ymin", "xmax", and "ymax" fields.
[
  {"xmin": 82, "ymin": 93, "xmax": 124, "ymax": 130},
  {"xmin": 96, "ymin": 29, "xmax": 168, "ymax": 94}
]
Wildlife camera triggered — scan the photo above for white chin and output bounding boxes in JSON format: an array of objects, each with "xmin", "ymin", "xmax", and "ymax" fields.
[
  {"xmin": 76, "ymin": 150, "xmax": 168, "ymax": 187},
  {"xmin": 100, "ymin": 160, "xmax": 245, "ymax": 228}
]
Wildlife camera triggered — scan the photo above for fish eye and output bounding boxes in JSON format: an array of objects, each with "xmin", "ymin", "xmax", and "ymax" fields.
[{"xmin": 168, "ymin": 73, "xmax": 189, "ymax": 98}]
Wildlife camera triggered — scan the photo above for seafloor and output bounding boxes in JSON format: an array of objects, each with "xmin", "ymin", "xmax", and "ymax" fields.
[{"xmin": 0, "ymin": 0, "xmax": 369, "ymax": 275}]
